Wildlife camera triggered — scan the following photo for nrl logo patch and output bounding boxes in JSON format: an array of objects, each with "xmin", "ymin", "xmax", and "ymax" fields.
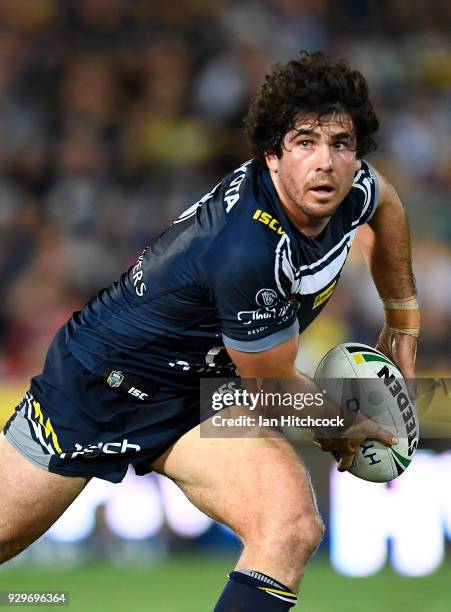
[{"xmin": 107, "ymin": 370, "xmax": 124, "ymax": 388}]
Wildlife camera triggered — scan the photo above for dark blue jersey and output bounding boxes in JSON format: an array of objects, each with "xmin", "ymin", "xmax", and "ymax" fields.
[{"xmin": 66, "ymin": 159, "xmax": 379, "ymax": 384}]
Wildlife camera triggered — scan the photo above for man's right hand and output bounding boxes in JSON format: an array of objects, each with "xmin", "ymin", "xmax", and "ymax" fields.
[{"xmin": 313, "ymin": 414, "xmax": 398, "ymax": 472}]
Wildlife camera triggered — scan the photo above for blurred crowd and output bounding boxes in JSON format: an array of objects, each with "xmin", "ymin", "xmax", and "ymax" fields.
[{"xmin": 0, "ymin": 0, "xmax": 450, "ymax": 380}]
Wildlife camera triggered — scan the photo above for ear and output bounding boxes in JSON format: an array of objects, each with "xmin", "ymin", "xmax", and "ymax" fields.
[
  {"xmin": 355, "ymin": 158, "xmax": 362, "ymax": 171},
  {"xmin": 265, "ymin": 152, "xmax": 279, "ymax": 172}
]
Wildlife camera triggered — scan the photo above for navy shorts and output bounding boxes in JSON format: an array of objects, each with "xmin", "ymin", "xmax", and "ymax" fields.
[{"xmin": 3, "ymin": 329, "xmax": 210, "ymax": 483}]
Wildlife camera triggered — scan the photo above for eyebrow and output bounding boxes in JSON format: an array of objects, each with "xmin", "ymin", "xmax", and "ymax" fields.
[
  {"xmin": 289, "ymin": 129, "xmax": 355, "ymax": 142},
  {"xmin": 330, "ymin": 131, "xmax": 354, "ymax": 141},
  {"xmin": 289, "ymin": 128, "xmax": 317, "ymax": 141}
]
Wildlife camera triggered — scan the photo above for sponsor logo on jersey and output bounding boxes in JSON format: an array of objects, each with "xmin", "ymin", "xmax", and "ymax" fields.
[
  {"xmin": 131, "ymin": 251, "xmax": 147, "ymax": 297},
  {"xmin": 312, "ymin": 280, "xmax": 337, "ymax": 309},
  {"xmin": 253, "ymin": 209, "xmax": 285, "ymax": 235},
  {"xmin": 255, "ymin": 288, "xmax": 278, "ymax": 307},
  {"xmin": 237, "ymin": 303, "xmax": 292, "ymax": 325},
  {"xmin": 223, "ymin": 160, "xmax": 252, "ymax": 213}
]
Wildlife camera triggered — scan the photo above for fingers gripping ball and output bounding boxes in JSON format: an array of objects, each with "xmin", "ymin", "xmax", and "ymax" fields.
[{"xmin": 314, "ymin": 342, "xmax": 419, "ymax": 482}]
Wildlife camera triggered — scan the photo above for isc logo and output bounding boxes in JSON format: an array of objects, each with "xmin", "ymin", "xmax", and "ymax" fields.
[
  {"xmin": 253, "ymin": 209, "xmax": 285, "ymax": 234},
  {"xmin": 128, "ymin": 386, "xmax": 148, "ymax": 400}
]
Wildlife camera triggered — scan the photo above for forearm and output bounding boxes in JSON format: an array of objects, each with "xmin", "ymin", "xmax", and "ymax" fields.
[
  {"xmin": 357, "ymin": 171, "xmax": 419, "ymax": 383},
  {"xmin": 360, "ymin": 196, "xmax": 416, "ymax": 299}
]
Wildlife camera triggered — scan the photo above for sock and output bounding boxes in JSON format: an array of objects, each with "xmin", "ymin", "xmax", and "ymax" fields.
[{"xmin": 214, "ymin": 569, "xmax": 298, "ymax": 611}]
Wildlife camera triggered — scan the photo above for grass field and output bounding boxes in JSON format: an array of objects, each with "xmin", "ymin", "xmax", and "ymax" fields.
[{"xmin": 0, "ymin": 556, "xmax": 450, "ymax": 612}]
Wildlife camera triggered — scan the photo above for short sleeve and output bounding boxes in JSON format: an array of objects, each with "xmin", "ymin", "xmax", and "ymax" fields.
[
  {"xmin": 352, "ymin": 160, "xmax": 380, "ymax": 225},
  {"xmin": 208, "ymin": 246, "xmax": 298, "ymax": 353}
]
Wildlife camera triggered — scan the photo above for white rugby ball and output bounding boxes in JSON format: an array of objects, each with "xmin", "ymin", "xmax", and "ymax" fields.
[{"xmin": 314, "ymin": 342, "xmax": 419, "ymax": 483}]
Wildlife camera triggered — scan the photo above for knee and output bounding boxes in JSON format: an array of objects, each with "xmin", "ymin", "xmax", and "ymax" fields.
[
  {"xmin": 245, "ymin": 504, "xmax": 325, "ymax": 560},
  {"xmin": 272, "ymin": 508, "xmax": 324, "ymax": 559},
  {"xmin": 292, "ymin": 511, "xmax": 325, "ymax": 557}
]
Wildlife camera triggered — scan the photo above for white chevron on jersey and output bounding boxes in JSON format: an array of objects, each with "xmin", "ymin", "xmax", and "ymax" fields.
[
  {"xmin": 274, "ymin": 233, "xmax": 297, "ymax": 298},
  {"xmin": 297, "ymin": 221, "xmax": 359, "ymax": 273},
  {"xmin": 298, "ymin": 233, "xmax": 356, "ymax": 294},
  {"xmin": 353, "ymin": 162, "xmax": 378, "ymax": 221},
  {"xmin": 353, "ymin": 176, "xmax": 372, "ymax": 219},
  {"xmin": 274, "ymin": 227, "xmax": 358, "ymax": 297}
]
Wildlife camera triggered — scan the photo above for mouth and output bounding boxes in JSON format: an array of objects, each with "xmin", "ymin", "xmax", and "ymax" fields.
[{"xmin": 309, "ymin": 184, "xmax": 336, "ymax": 197}]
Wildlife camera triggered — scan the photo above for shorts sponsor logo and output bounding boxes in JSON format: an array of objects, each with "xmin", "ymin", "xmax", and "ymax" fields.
[
  {"xmin": 59, "ymin": 438, "xmax": 141, "ymax": 460},
  {"xmin": 107, "ymin": 370, "xmax": 124, "ymax": 388},
  {"xmin": 128, "ymin": 386, "xmax": 148, "ymax": 400}
]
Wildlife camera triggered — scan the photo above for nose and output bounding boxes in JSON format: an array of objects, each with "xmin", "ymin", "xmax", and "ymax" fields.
[{"xmin": 315, "ymin": 145, "xmax": 333, "ymax": 172}]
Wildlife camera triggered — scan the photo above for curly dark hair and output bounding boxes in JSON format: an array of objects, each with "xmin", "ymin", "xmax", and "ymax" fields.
[{"xmin": 244, "ymin": 51, "xmax": 379, "ymax": 168}]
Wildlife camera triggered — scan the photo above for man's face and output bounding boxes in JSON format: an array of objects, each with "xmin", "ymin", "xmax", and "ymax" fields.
[{"xmin": 266, "ymin": 113, "xmax": 361, "ymax": 227}]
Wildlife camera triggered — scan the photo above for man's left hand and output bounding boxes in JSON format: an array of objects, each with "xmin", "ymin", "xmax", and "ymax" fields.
[{"xmin": 376, "ymin": 326, "xmax": 417, "ymax": 399}]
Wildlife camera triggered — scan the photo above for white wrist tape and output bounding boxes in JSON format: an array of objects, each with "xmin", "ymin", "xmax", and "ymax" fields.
[
  {"xmin": 382, "ymin": 295, "xmax": 420, "ymax": 338},
  {"xmin": 381, "ymin": 295, "xmax": 418, "ymax": 310}
]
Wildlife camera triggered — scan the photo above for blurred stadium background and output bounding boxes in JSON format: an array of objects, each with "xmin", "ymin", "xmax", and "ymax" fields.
[{"xmin": 0, "ymin": 1, "xmax": 450, "ymax": 610}]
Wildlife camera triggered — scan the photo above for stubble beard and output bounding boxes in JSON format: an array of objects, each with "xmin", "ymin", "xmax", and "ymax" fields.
[
  {"xmin": 297, "ymin": 196, "xmax": 341, "ymax": 219},
  {"xmin": 288, "ymin": 185, "xmax": 342, "ymax": 221}
]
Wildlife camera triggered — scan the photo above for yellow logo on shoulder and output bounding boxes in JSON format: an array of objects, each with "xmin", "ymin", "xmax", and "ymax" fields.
[
  {"xmin": 253, "ymin": 209, "xmax": 285, "ymax": 235},
  {"xmin": 313, "ymin": 280, "xmax": 337, "ymax": 309}
]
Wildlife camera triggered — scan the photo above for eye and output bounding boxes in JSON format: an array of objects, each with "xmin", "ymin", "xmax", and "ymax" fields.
[
  {"xmin": 298, "ymin": 140, "xmax": 313, "ymax": 148},
  {"xmin": 333, "ymin": 142, "xmax": 348, "ymax": 150}
]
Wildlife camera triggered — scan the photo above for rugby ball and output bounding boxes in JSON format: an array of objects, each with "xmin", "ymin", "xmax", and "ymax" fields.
[{"xmin": 314, "ymin": 342, "xmax": 419, "ymax": 482}]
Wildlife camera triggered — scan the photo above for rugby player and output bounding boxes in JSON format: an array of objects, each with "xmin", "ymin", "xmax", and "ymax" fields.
[{"xmin": 0, "ymin": 52, "xmax": 419, "ymax": 610}]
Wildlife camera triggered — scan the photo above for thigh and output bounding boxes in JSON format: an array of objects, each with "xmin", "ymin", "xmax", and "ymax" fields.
[
  {"xmin": 150, "ymin": 419, "xmax": 318, "ymax": 540},
  {"xmin": 0, "ymin": 433, "xmax": 89, "ymax": 559}
]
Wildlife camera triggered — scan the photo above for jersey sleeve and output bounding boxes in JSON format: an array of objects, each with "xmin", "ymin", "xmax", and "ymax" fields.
[
  {"xmin": 207, "ymin": 245, "xmax": 298, "ymax": 353},
  {"xmin": 352, "ymin": 160, "xmax": 380, "ymax": 225}
]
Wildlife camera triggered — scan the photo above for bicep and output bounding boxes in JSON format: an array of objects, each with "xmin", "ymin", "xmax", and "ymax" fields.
[
  {"xmin": 225, "ymin": 334, "xmax": 299, "ymax": 378},
  {"xmin": 368, "ymin": 169, "xmax": 405, "ymax": 223},
  {"xmin": 357, "ymin": 169, "xmax": 405, "ymax": 262}
]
